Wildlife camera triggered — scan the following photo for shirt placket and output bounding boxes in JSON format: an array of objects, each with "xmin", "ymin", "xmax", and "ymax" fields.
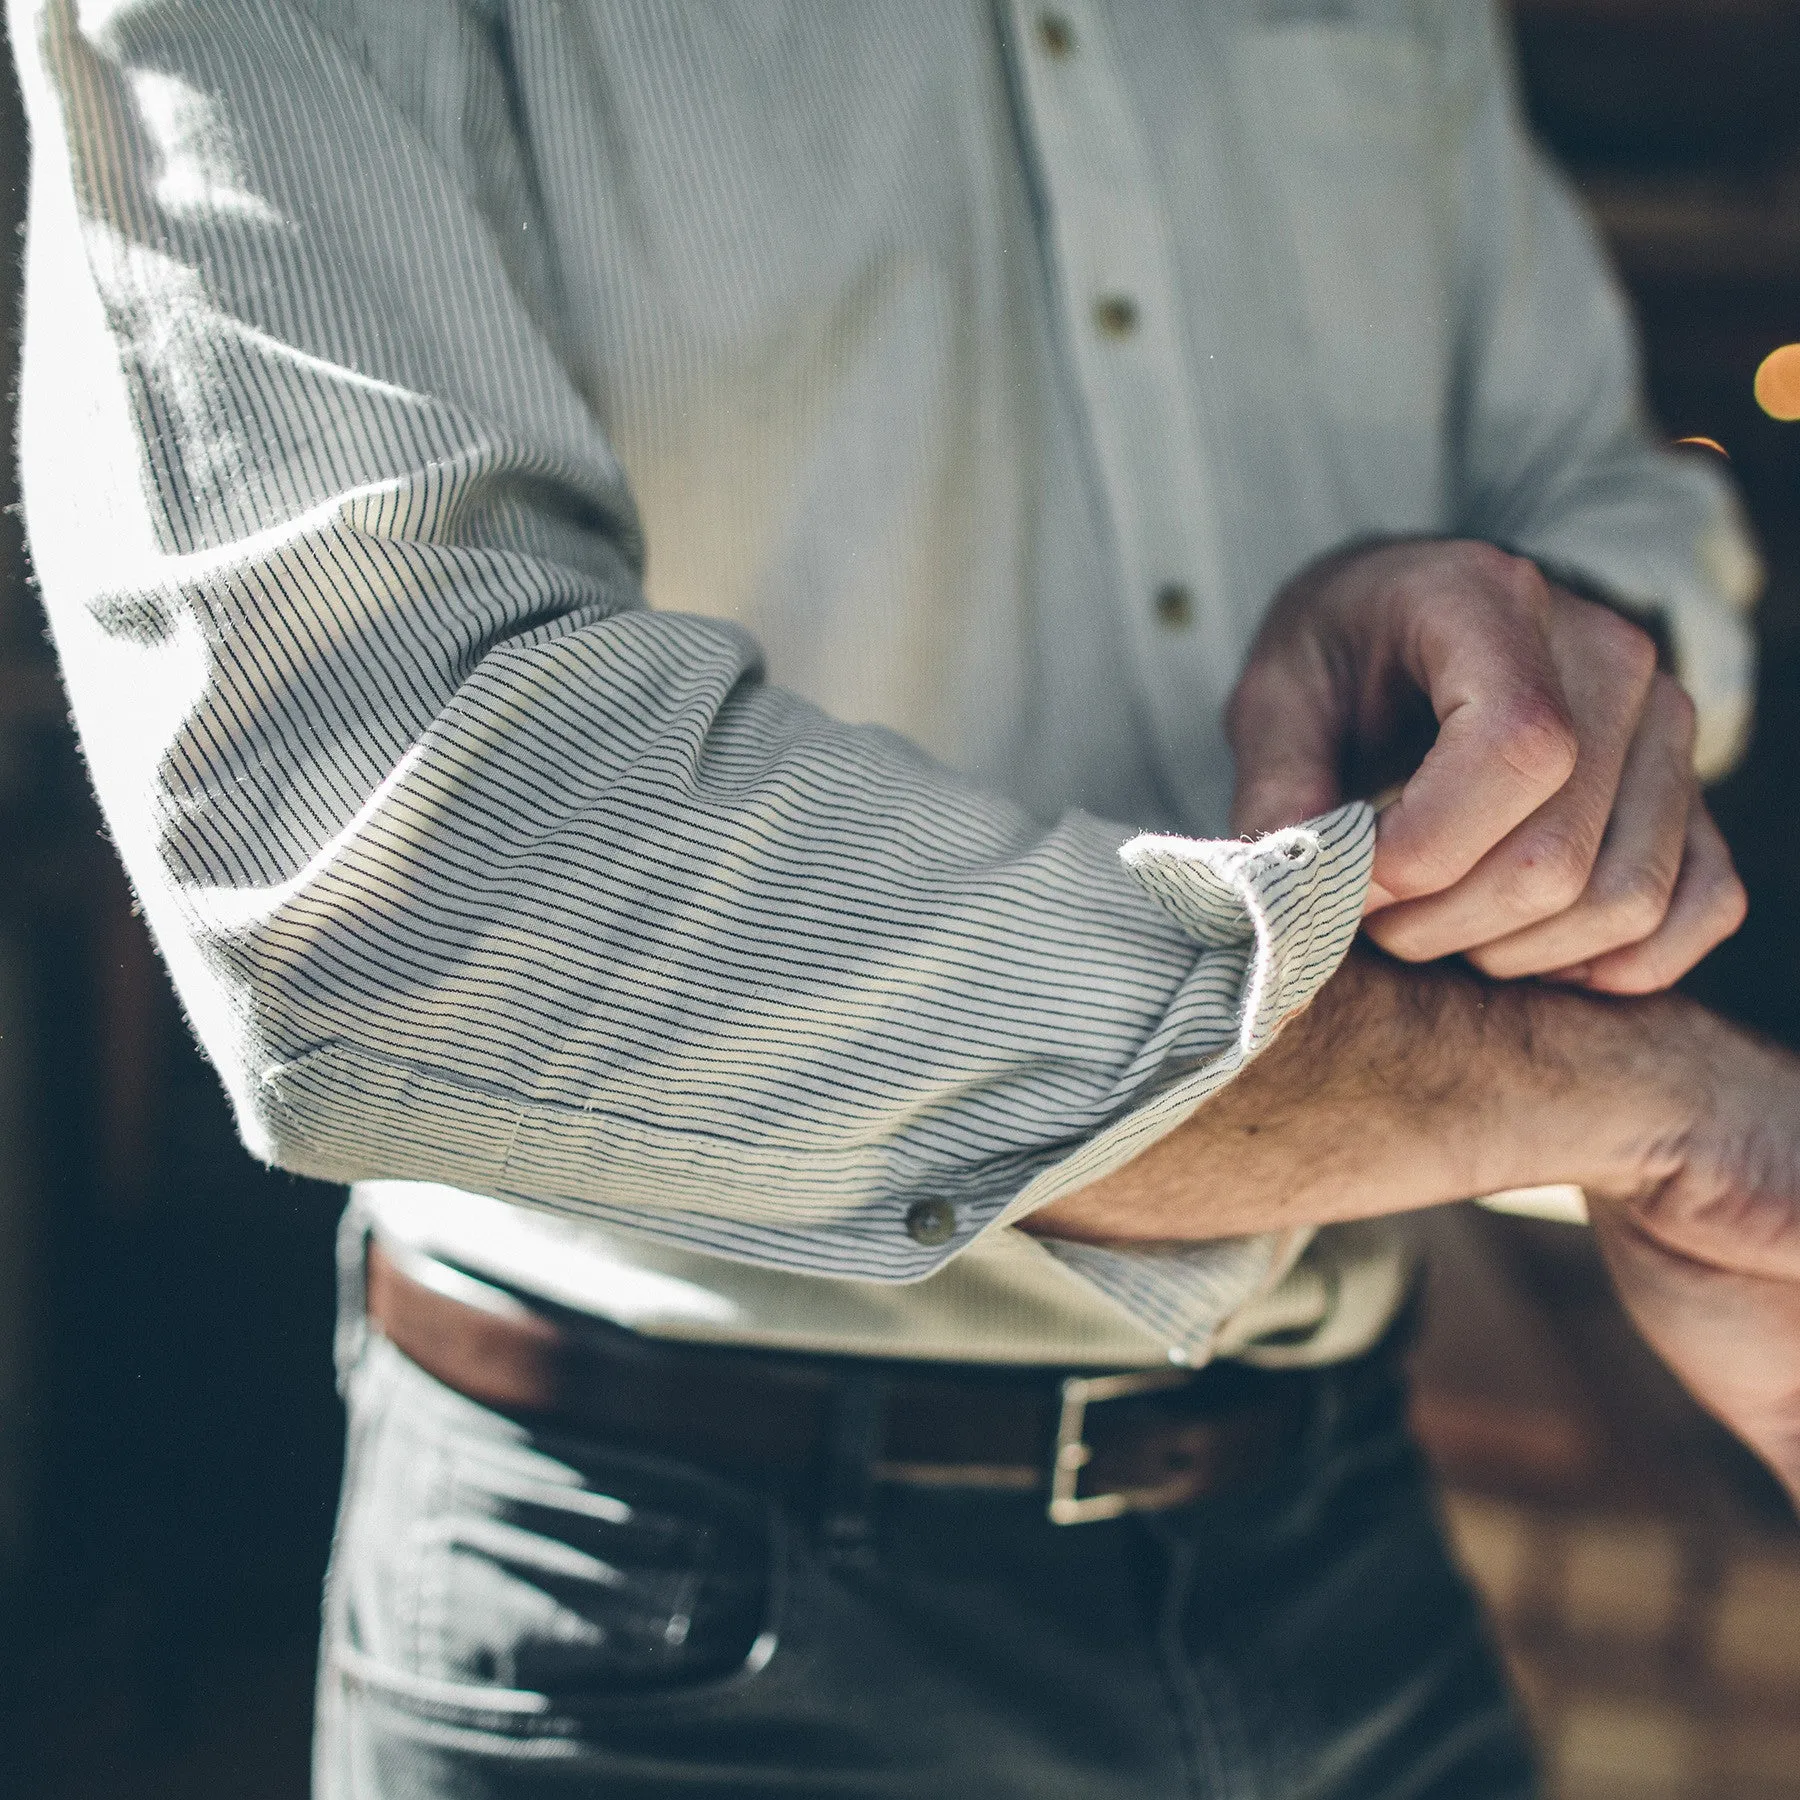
[{"xmin": 1005, "ymin": 0, "xmax": 1235, "ymax": 826}]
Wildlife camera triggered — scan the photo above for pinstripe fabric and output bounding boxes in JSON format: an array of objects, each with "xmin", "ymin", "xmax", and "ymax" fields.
[{"xmin": 14, "ymin": 0, "xmax": 1756, "ymax": 1364}]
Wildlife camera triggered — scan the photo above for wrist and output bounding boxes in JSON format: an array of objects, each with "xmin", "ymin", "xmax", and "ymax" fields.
[
  {"xmin": 1314, "ymin": 950, "xmax": 1706, "ymax": 1214},
  {"xmin": 1026, "ymin": 949, "xmax": 1717, "ymax": 1247},
  {"xmin": 1501, "ymin": 983, "xmax": 1706, "ymax": 1207}
]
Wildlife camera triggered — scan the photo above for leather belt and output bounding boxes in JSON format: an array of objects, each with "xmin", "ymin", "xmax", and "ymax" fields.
[{"xmin": 365, "ymin": 1235, "xmax": 1315, "ymax": 1524}]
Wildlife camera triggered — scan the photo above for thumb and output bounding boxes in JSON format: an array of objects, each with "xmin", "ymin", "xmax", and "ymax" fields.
[{"xmin": 1226, "ymin": 655, "xmax": 1346, "ymax": 837}]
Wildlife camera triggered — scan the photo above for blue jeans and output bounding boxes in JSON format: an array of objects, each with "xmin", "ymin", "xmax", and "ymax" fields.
[{"xmin": 315, "ymin": 1316, "xmax": 1538, "ymax": 1797}]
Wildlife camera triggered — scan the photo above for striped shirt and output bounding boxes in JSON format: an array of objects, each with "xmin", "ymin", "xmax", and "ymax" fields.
[{"xmin": 14, "ymin": 0, "xmax": 1756, "ymax": 1366}]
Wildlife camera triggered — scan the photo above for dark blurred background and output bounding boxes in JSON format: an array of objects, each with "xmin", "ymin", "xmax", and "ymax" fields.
[{"xmin": 1, "ymin": 5, "xmax": 1798, "ymax": 1796}]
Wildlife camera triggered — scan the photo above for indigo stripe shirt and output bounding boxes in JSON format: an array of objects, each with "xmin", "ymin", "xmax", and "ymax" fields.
[{"xmin": 14, "ymin": 0, "xmax": 1756, "ymax": 1364}]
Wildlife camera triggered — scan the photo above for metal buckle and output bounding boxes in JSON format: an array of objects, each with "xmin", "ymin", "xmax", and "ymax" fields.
[{"xmin": 1047, "ymin": 1368, "xmax": 1192, "ymax": 1525}]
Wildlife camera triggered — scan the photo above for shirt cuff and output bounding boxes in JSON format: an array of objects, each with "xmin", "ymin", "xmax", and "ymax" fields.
[{"xmin": 997, "ymin": 799, "xmax": 1376, "ymax": 1361}]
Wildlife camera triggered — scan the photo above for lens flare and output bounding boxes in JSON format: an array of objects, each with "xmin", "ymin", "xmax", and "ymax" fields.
[{"xmin": 1753, "ymin": 345, "xmax": 1800, "ymax": 422}]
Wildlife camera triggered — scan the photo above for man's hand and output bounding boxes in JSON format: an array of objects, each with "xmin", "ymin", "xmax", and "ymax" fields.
[
  {"xmin": 1587, "ymin": 1010, "xmax": 1800, "ymax": 1509},
  {"xmin": 1026, "ymin": 949, "xmax": 1800, "ymax": 1506},
  {"xmin": 1593, "ymin": 1207, "xmax": 1800, "ymax": 1513},
  {"xmin": 1227, "ymin": 539, "xmax": 1746, "ymax": 994}
]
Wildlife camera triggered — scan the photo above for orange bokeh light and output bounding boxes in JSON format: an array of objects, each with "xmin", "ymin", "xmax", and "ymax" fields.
[
  {"xmin": 1753, "ymin": 344, "xmax": 1800, "ymax": 422},
  {"xmin": 1673, "ymin": 436, "xmax": 1729, "ymax": 458}
]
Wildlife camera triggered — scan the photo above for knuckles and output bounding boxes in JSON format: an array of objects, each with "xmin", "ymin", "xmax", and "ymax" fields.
[
  {"xmin": 1710, "ymin": 868, "xmax": 1751, "ymax": 939},
  {"xmin": 1491, "ymin": 696, "xmax": 1581, "ymax": 794},
  {"xmin": 1592, "ymin": 860, "xmax": 1683, "ymax": 945},
  {"xmin": 1502, "ymin": 821, "xmax": 1598, "ymax": 918},
  {"xmin": 1398, "ymin": 539, "xmax": 1544, "ymax": 611},
  {"xmin": 1578, "ymin": 601, "xmax": 1660, "ymax": 692},
  {"xmin": 1485, "ymin": 543, "xmax": 1552, "ymax": 611},
  {"xmin": 1649, "ymin": 672, "xmax": 1699, "ymax": 748},
  {"xmin": 1577, "ymin": 863, "xmax": 1744, "ymax": 997}
]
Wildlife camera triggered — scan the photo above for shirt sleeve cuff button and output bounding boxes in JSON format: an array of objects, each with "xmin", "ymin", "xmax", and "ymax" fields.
[
  {"xmin": 904, "ymin": 1197, "xmax": 958, "ymax": 1247},
  {"xmin": 1249, "ymin": 831, "xmax": 1318, "ymax": 877}
]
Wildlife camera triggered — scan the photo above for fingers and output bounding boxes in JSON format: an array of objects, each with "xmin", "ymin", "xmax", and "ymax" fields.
[
  {"xmin": 1365, "ymin": 548, "xmax": 1580, "ymax": 908},
  {"xmin": 1226, "ymin": 546, "xmax": 1725, "ymax": 989},
  {"xmin": 1569, "ymin": 798, "xmax": 1747, "ymax": 994},
  {"xmin": 1228, "ymin": 541, "xmax": 1577, "ymax": 851},
  {"xmin": 1367, "ymin": 595, "xmax": 1655, "ymax": 961},
  {"xmin": 1226, "ymin": 637, "xmax": 1346, "ymax": 837},
  {"xmin": 1430, "ymin": 670, "xmax": 1694, "ymax": 978}
]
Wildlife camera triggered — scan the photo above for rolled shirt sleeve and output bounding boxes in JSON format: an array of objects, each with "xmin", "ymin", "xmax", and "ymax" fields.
[{"xmin": 13, "ymin": 0, "xmax": 1373, "ymax": 1334}]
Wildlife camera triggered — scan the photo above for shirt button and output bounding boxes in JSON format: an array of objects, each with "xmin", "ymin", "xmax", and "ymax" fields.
[
  {"xmin": 1093, "ymin": 294, "xmax": 1139, "ymax": 340},
  {"xmin": 1154, "ymin": 583, "xmax": 1194, "ymax": 629},
  {"xmin": 904, "ymin": 1197, "xmax": 957, "ymax": 1247},
  {"xmin": 1036, "ymin": 11, "xmax": 1076, "ymax": 57}
]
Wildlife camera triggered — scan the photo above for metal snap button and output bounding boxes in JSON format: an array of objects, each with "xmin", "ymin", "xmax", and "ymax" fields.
[{"xmin": 904, "ymin": 1197, "xmax": 957, "ymax": 1247}]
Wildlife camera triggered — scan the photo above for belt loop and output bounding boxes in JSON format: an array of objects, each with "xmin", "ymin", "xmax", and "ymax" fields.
[
  {"xmin": 333, "ymin": 1189, "xmax": 376, "ymax": 1399},
  {"xmin": 820, "ymin": 1369, "xmax": 886, "ymax": 1570}
]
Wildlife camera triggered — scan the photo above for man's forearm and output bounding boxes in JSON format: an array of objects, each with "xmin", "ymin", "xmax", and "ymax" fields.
[{"xmin": 1028, "ymin": 947, "xmax": 1698, "ymax": 1245}]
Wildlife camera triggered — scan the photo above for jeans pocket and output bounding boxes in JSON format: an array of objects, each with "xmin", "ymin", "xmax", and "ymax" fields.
[{"xmin": 336, "ymin": 1359, "xmax": 786, "ymax": 1728}]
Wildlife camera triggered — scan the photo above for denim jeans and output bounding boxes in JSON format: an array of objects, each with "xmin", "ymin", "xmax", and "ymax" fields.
[{"xmin": 315, "ymin": 1318, "xmax": 1539, "ymax": 1798}]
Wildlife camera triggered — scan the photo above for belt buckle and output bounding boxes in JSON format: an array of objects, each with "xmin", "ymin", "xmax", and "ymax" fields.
[{"xmin": 1047, "ymin": 1368, "xmax": 1192, "ymax": 1526}]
